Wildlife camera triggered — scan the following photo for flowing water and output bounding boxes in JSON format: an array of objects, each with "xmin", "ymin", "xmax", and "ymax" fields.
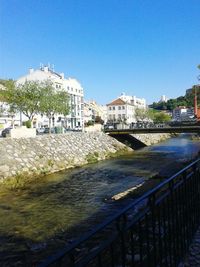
[{"xmin": 0, "ymin": 134, "xmax": 200, "ymax": 265}]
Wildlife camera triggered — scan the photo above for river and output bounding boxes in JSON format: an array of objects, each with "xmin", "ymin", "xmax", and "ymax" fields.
[{"xmin": 0, "ymin": 134, "xmax": 200, "ymax": 266}]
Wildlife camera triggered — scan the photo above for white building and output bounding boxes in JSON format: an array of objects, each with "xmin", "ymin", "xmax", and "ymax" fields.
[
  {"xmin": 17, "ymin": 65, "xmax": 84, "ymax": 129},
  {"xmin": 106, "ymin": 93, "xmax": 146, "ymax": 126},
  {"xmin": 84, "ymin": 100, "xmax": 107, "ymax": 124},
  {"xmin": 160, "ymin": 95, "xmax": 168, "ymax": 102},
  {"xmin": 172, "ymin": 106, "xmax": 194, "ymax": 121},
  {"xmin": 119, "ymin": 93, "xmax": 146, "ymax": 109}
]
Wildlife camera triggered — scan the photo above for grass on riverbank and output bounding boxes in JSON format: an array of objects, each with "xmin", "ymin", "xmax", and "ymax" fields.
[{"xmin": 1, "ymin": 172, "xmax": 45, "ymax": 191}]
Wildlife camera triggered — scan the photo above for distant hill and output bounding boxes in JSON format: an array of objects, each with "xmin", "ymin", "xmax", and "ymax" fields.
[
  {"xmin": 149, "ymin": 85, "xmax": 200, "ymax": 111},
  {"xmin": 0, "ymin": 79, "xmax": 14, "ymax": 87}
]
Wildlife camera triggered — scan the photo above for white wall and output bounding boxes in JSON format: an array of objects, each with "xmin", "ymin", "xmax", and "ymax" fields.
[
  {"xmin": 10, "ymin": 127, "xmax": 36, "ymax": 138},
  {"xmin": 16, "ymin": 66, "xmax": 85, "ymax": 129}
]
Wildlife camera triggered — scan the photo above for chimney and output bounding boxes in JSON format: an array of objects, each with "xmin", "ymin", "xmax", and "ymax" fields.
[
  {"xmin": 29, "ymin": 68, "xmax": 34, "ymax": 74},
  {"xmin": 60, "ymin": 73, "xmax": 64, "ymax": 79},
  {"xmin": 43, "ymin": 66, "xmax": 49, "ymax": 72}
]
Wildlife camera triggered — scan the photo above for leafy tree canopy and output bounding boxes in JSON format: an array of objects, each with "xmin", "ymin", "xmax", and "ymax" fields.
[
  {"xmin": 149, "ymin": 85, "xmax": 200, "ymax": 111},
  {"xmin": 134, "ymin": 107, "xmax": 158, "ymax": 122},
  {"xmin": 134, "ymin": 108, "xmax": 148, "ymax": 122},
  {"xmin": 39, "ymin": 82, "xmax": 70, "ymax": 130},
  {"xmin": 1, "ymin": 80, "xmax": 44, "ymax": 121},
  {"xmin": 153, "ymin": 111, "xmax": 171, "ymax": 123},
  {"xmin": 0, "ymin": 80, "xmax": 70, "ymax": 128}
]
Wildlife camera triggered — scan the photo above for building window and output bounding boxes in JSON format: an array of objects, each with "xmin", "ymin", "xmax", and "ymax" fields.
[
  {"xmin": 122, "ymin": 106, "xmax": 125, "ymax": 109},
  {"xmin": 118, "ymin": 106, "xmax": 121, "ymax": 110},
  {"xmin": 113, "ymin": 107, "xmax": 115, "ymax": 110},
  {"xmin": 109, "ymin": 107, "xmax": 111, "ymax": 110}
]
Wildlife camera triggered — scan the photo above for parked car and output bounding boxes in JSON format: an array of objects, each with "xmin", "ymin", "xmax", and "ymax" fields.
[
  {"xmin": 36, "ymin": 128, "xmax": 45, "ymax": 135},
  {"xmin": 2, "ymin": 127, "xmax": 12, "ymax": 137},
  {"xmin": 104, "ymin": 125, "xmax": 114, "ymax": 130},
  {"xmin": 74, "ymin": 126, "xmax": 82, "ymax": 131},
  {"xmin": 43, "ymin": 127, "xmax": 55, "ymax": 134}
]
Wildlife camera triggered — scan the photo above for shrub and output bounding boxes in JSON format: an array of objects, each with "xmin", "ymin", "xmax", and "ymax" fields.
[{"xmin": 23, "ymin": 120, "xmax": 31, "ymax": 128}]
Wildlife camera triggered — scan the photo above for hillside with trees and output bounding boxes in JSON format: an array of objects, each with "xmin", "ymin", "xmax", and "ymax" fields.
[
  {"xmin": 150, "ymin": 86, "xmax": 200, "ymax": 111},
  {"xmin": 150, "ymin": 65, "xmax": 200, "ymax": 111}
]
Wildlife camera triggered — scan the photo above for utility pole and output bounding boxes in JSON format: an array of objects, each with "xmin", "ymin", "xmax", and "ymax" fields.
[{"xmin": 194, "ymin": 87, "xmax": 197, "ymax": 117}]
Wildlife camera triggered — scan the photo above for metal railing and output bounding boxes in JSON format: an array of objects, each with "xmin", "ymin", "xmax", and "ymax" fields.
[{"xmin": 38, "ymin": 159, "xmax": 200, "ymax": 267}]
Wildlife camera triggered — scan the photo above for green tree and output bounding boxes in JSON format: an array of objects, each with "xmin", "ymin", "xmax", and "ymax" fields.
[
  {"xmin": 166, "ymin": 99, "xmax": 177, "ymax": 110},
  {"xmin": 153, "ymin": 111, "xmax": 171, "ymax": 123},
  {"xmin": 135, "ymin": 107, "xmax": 157, "ymax": 122},
  {"xmin": 134, "ymin": 108, "xmax": 148, "ymax": 122},
  {"xmin": 39, "ymin": 83, "xmax": 70, "ymax": 133},
  {"xmin": 1, "ymin": 80, "xmax": 43, "ymax": 125},
  {"xmin": 1, "ymin": 80, "xmax": 70, "ymax": 130},
  {"xmin": 86, "ymin": 120, "xmax": 94, "ymax": 126},
  {"xmin": 147, "ymin": 108, "xmax": 157, "ymax": 120}
]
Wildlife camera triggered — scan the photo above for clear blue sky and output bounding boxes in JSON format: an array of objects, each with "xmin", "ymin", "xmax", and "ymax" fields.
[{"xmin": 0, "ymin": 0, "xmax": 200, "ymax": 104}]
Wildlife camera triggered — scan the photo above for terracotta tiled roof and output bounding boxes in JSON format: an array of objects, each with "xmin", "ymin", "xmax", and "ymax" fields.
[{"xmin": 107, "ymin": 98, "xmax": 126, "ymax": 106}]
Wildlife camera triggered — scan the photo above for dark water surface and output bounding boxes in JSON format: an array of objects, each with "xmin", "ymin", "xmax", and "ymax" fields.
[{"xmin": 0, "ymin": 134, "xmax": 200, "ymax": 265}]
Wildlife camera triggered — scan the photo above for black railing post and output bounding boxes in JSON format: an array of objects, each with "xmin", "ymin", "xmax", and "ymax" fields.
[
  {"xmin": 138, "ymin": 219, "xmax": 143, "ymax": 266},
  {"xmin": 69, "ymin": 253, "xmax": 75, "ymax": 267},
  {"xmin": 149, "ymin": 193, "xmax": 157, "ymax": 266},
  {"xmin": 157, "ymin": 204, "xmax": 163, "ymax": 266},
  {"xmin": 145, "ymin": 213, "xmax": 151, "ymax": 266},
  {"xmin": 116, "ymin": 216, "xmax": 127, "ymax": 267},
  {"xmin": 37, "ymin": 159, "xmax": 200, "ymax": 267},
  {"xmin": 162, "ymin": 199, "xmax": 168, "ymax": 266},
  {"xmin": 169, "ymin": 180, "xmax": 176, "ymax": 266}
]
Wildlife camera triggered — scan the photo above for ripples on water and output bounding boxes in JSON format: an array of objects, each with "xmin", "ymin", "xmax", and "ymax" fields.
[{"xmin": 0, "ymin": 134, "xmax": 200, "ymax": 264}]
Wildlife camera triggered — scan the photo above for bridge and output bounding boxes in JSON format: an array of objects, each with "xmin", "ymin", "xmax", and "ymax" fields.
[{"xmin": 105, "ymin": 126, "xmax": 200, "ymax": 134}]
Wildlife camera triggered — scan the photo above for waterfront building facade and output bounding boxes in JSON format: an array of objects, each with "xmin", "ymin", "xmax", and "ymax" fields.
[
  {"xmin": 106, "ymin": 93, "xmax": 146, "ymax": 126},
  {"xmin": 17, "ymin": 65, "xmax": 84, "ymax": 129},
  {"xmin": 172, "ymin": 106, "xmax": 194, "ymax": 121},
  {"xmin": 84, "ymin": 100, "xmax": 107, "ymax": 125}
]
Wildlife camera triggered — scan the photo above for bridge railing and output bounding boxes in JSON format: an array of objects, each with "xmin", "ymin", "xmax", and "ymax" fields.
[{"xmin": 38, "ymin": 159, "xmax": 200, "ymax": 267}]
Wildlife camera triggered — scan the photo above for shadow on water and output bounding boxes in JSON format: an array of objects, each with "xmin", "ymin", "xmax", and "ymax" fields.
[{"xmin": 1, "ymin": 134, "xmax": 200, "ymax": 265}]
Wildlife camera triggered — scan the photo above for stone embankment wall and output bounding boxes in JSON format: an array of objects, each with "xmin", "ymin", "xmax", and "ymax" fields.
[
  {"xmin": 0, "ymin": 132, "xmax": 171, "ymax": 181},
  {"xmin": 0, "ymin": 132, "xmax": 130, "ymax": 180},
  {"xmin": 132, "ymin": 133, "xmax": 171, "ymax": 146}
]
